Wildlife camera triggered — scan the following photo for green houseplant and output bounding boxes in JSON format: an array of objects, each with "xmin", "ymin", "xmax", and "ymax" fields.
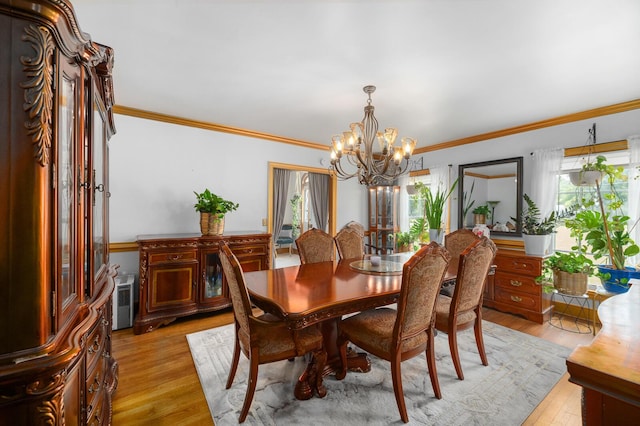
[
  {"xmin": 472, "ymin": 204, "xmax": 490, "ymax": 225},
  {"xmin": 194, "ymin": 189, "xmax": 239, "ymax": 235},
  {"xmin": 512, "ymin": 194, "xmax": 562, "ymax": 256},
  {"xmin": 394, "ymin": 231, "xmax": 414, "ymax": 252},
  {"xmin": 565, "ymin": 155, "xmax": 640, "ymax": 293},
  {"xmin": 411, "ymin": 178, "xmax": 458, "ymax": 244},
  {"xmin": 536, "ymin": 251, "xmax": 595, "ymax": 295}
]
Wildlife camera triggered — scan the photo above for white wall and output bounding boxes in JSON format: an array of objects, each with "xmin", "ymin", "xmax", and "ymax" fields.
[
  {"xmin": 108, "ymin": 114, "xmax": 366, "ymax": 242},
  {"xmin": 107, "ymin": 109, "xmax": 640, "ymax": 274}
]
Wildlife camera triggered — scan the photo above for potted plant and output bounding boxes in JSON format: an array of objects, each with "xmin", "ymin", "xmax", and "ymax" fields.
[
  {"xmin": 394, "ymin": 231, "xmax": 414, "ymax": 253},
  {"xmin": 289, "ymin": 193, "xmax": 302, "ymax": 239},
  {"xmin": 412, "ymin": 178, "xmax": 458, "ymax": 244},
  {"xmin": 472, "ymin": 205, "xmax": 490, "ymax": 225},
  {"xmin": 565, "ymin": 155, "xmax": 640, "ymax": 293},
  {"xmin": 569, "ymin": 154, "xmax": 607, "ymax": 187},
  {"xmin": 536, "ymin": 251, "xmax": 595, "ymax": 295},
  {"xmin": 194, "ymin": 189, "xmax": 239, "ymax": 235},
  {"xmin": 462, "ymin": 179, "xmax": 476, "ymax": 227},
  {"xmin": 512, "ymin": 194, "xmax": 559, "ymax": 256}
]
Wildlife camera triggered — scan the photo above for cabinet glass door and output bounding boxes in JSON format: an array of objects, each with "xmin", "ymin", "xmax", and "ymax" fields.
[
  {"xmin": 92, "ymin": 98, "xmax": 106, "ymax": 277},
  {"xmin": 202, "ymin": 251, "xmax": 224, "ymax": 300},
  {"xmin": 57, "ymin": 61, "xmax": 81, "ymax": 328}
]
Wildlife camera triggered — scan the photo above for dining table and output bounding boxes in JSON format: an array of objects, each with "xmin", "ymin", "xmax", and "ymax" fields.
[{"xmin": 243, "ymin": 252, "xmax": 457, "ymax": 400}]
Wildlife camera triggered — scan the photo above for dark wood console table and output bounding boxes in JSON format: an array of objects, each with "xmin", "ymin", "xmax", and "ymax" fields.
[
  {"xmin": 135, "ymin": 232, "xmax": 271, "ymax": 334},
  {"xmin": 566, "ymin": 279, "xmax": 640, "ymax": 425}
]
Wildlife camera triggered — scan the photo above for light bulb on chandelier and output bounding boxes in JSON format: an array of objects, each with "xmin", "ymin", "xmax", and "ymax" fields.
[{"xmin": 328, "ymin": 85, "xmax": 416, "ymax": 186}]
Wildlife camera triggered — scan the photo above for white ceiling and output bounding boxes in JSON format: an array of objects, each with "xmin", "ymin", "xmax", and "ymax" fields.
[{"xmin": 72, "ymin": 0, "xmax": 640, "ymax": 150}]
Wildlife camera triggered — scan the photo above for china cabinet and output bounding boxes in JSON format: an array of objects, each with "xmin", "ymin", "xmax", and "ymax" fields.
[
  {"xmin": 135, "ymin": 232, "xmax": 271, "ymax": 334},
  {"xmin": 368, "ymin": 186, "xmax": 400, "ymax": 254},
  {"xmin": 0, "ymin": 1, "xmax": 118, "ymax": 423}
]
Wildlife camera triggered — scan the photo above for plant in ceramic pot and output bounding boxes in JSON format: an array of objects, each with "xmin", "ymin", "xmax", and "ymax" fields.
[
  {"xmin": 412, "ymin": 178, "xmax": 458, "ymax": 244},
  {"xmin": 536, "ymin": 251, "xmax": 595, "ymax": 295},
  {"xmin": 472, "ymin": 204, "xmax": 490, "ymax": 225},
  {"xmin": 194, "ymin": 189, "xmax": 239, "ymax": 235},
  {"xmin": 512, "ymin": 194, "xmax": 559, "ymax": 256},
  {"xmin": 569, "ymin": 154, "xmax": 608, "ymax": 186},
  {"xmin": 565, "ymin": 155, "xmax": 640, "ymax": 293}
]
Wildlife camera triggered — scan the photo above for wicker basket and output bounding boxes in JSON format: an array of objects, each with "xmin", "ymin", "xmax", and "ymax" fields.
[
  {"xmin": 199, "ymin": 212, "xmax": 225, "ymax": 235},
  {"xmin": 553, "ymin": 270, "xmax": 588, "ymax": 296}
]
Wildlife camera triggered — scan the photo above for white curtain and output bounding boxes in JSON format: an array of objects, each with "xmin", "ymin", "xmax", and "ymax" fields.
[
  {"xmin": 530, "ymin": 148, "xmax": 564, "ymax": 218},
  {"xmin": 628, "ymin": 135, "xmax": 640, "ymax": 267},
  {"xmin": 398, "ymin": 174, "xmax": 410, "ymax": 231}
]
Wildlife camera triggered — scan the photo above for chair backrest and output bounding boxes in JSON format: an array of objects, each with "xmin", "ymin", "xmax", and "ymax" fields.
[
  {"xmin": 334, "ymin": 227, "xmax": 365, "ymax": 259},
  {"xmin": 343, "ymin": 221, "xmax": 365, "ymax": 237},
  {"xmin": 219, "ymin": 242, "xmax": 253, "ymax": 341},
  {"xmin": 296, "ymin": 228, "xmax": 335, "ymax": 264},
  {"xmin": 451, "ymin": 237, "xmax": 497, "ymax": 315},
  {"xmin": 394, "ymin": 241, "xmax": 451, "ymax": 344},
  {"xmin": 444, "ymin": 229, "xmax": 481, "ymax": 273}
]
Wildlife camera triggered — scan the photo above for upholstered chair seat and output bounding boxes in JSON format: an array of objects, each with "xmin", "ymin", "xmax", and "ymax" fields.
[
  {"xmin": 219, "ymin": 242, "xmax": 327, "ymax": 423},
  {"xmin": 336, "ymin": 242, "xmax": 451, "ymax": 423},
  {"xmin": 434, "ymin": 237, "xmax": 497, "ymax": 381},
  {"xmin": 296, "ymin": 228, "xmax": 335, "ymax": 264}
]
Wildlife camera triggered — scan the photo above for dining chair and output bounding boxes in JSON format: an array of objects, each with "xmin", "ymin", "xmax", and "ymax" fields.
[
  {"xmin": 219, "ymin": 242, "xmax": 327, "ymax": 423},
  {"xmin": 335, "ymin": 241, "xmax": 451, "ymax": 423},
  {"xmin": 334, "ymin": 227, "xmax": 365, "ymax": 260},
  {"xmin": 275, "ymin": 224, "xmax": 294, "ymax": 255},
  {"xmin": 441, "ymin": 228, "xmax": 481, "ymax": 296},
  {"xmin": 296, "ymin": 228, "xmax": 335, "ymax": 264},
  {"xmin": 434, "ymin": 237, "xmax": 497, "ymax": 381}
]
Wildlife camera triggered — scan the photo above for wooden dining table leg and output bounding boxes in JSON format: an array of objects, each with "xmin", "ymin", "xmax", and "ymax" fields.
[
  {"xmin": 320, "ymin": 318, "xmax": 371, "ymax": 376},
  {"xmin": 293, "ymin": 318, "xmax": 372, "ymax": 400}
]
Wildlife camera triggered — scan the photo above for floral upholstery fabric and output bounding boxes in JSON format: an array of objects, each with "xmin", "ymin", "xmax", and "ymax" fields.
[
  {"xmin": 296, "ymin": 228, "xmax": 335, "ymax": 264},
  {"xmin": 444, "ymin": 229, "xmax": 481, "ymax": 274},
  {"xmin": 339, "ymin": 241, "xmax": 450, "ymax": 357},
  {"xmin": 334, "ymin": 227, "xmax": 365, "ymax": 260}
]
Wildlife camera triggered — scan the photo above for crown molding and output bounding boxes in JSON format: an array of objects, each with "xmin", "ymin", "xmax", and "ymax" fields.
[
  {"xmin": 414, "ymin": 99, "xmax": 640, "ymax": 154},
  {"xmin": 112, "ymin": 105, "xmax": 328, "ymax": 151},
  {"xmin": 114, "ymin": 99, "xmax": 640, "ymax": 155}
]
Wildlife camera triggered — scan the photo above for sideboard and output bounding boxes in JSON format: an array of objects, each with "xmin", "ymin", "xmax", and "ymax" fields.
[
  {"xmin": 483, "ymin": 249, "xmax": 551, "ymax": 324},
  {"xmin": 135, "ymin": 232, "xmax": 271, "ymax": 334}
]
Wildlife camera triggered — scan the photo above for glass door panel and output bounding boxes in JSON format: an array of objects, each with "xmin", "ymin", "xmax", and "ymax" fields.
[{"xmin": 203, "ymin": 251, "xmax": 223, "ymax": 299}]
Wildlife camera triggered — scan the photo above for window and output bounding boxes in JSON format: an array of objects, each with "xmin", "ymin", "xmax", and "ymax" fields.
[
  {"xmin": 554, "ymin": 151, "xmax": 632, "ymax": 259},
  {"xmin": 406, "ymin": 175, "xmax": 432, "ymax": 225}
]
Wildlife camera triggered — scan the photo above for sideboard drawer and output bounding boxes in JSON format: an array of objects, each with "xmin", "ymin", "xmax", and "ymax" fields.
[
  {"xmin": 149, "ymin": 250, "xmax": 197, "ymax": 264},
  {"xmin": 494, "ymin": 255, "xmax": 542, "ymax": 277},
  {"xmin": 231, "ymin": 243, "xmax": 268, "ymax": 257},
  {"xmin": 494, "ymin": 286, "xmax": 540, "ymax": 311},
  {"xmin": 494, "ymin": 272, "xmax": 540, "ymax": 296}
]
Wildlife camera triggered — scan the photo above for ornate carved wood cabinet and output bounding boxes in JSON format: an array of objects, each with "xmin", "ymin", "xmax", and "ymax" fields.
[
  {"xmin": 0, "ymin": 1, "xmax": 118, "ymax": 424},
  {"xmin": 482, "ymin": 249, "xmax": 551, "ymax": 324},
  {"xmin": 135, "ymin": 232, "xmax": 272, "ymax": 334}
]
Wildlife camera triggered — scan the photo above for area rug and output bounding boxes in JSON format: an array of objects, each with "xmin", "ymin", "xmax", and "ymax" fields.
[{"xmin": 187, "ymin": 321, "xmax": 571, "ymax": 425}]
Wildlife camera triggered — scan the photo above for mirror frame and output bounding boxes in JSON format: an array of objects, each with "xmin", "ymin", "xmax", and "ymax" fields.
[{"xmin": 457, "ymin": 156, "xmax": 523, "ymax": 237}]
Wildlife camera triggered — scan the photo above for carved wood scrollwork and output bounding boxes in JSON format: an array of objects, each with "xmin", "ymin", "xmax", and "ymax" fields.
[{"xmin": 20, "ymin": 24, "xmax": 54, "ymax": 167}]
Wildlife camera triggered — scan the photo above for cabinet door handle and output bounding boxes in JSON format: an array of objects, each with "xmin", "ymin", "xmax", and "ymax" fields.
[
  {"xmin": 510, "ymin": 280, "xmax": 523, "ymax": 287},
  {"xmin": 167, "ymin": 254, "xmax": 181, "ymax": 261},
  {"xmin": 510, "ymin": 295, "xmax": 523, "ymax": 302}
]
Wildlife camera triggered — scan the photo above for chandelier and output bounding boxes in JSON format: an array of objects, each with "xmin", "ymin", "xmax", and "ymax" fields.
[{"xmin": 328, "ymin": 85, "xmax": 416, "ymax": 186}]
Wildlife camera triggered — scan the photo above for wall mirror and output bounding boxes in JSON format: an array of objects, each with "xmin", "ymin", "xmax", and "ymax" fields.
[{"xmin": 457, "ymin": 157, "xmax": 523, "ymax": 237}]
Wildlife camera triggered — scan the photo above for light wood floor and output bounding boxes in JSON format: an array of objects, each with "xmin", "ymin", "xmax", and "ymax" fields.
[{"xmin": 111, "ymin": 308, "xmax": 594, "ymax": 425}]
